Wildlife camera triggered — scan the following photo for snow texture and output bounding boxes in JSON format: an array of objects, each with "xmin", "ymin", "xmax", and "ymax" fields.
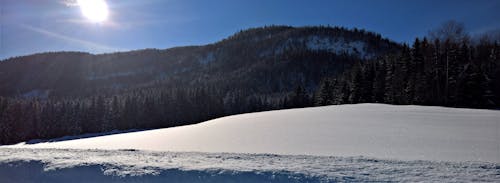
[
  {"xmin": 0, "ymin": 148, "xmax": 499, "ymax": 182},
  {"xmin": 199, "ymin": 52, "xmax": 215, "ymax": 65},
  {"xmin": 10, "ymin": 104, "xmax": 500, "ymax": 163},
  {"xmin": 86, "ymin": 71, "xmax": 138, "ymax": 80},
  {"xmin": 266, "ymin": 36, "xmax": 373, "ymax": 59},
  {"xmin": 21, "ymin": 89, "xmax": 50, "ymax": 99},
  {"xmin": 2, "ymin": 104, "xmax": 500, "ymax": 182},
  {"xmin": 305, "ymin": 36, "xmax": 369, "ymax": 58}
]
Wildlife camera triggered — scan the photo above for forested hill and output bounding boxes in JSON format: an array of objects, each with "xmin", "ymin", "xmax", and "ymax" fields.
[
  {"xmin": 0, "ymin": 25, "xmax": 499, "ymax": 145},
  {"xmin": 0, "ymin": 26, "xmax": 398, "ymax": 98}
]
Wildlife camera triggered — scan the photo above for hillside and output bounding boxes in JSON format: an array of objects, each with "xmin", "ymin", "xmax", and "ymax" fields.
[
  {"xmin": 9, "ymin": 103, "xmax": 500, "ymax": 163},
  {"xmin": 1, "ymin": 104, "xmax": 499, "ymax": 182},
  {"xmin": 0, "ymin": 26, "xmax": 399, "ymax": 98}
]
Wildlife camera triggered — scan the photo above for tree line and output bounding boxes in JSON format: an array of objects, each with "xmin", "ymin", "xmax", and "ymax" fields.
[
  {"xmin": 0, "ymin": 87, "xmax": 284, "ymax": 144},
  {"xmin": 314, "ymin": 38, "xmax": 499, "ymax": 108}
]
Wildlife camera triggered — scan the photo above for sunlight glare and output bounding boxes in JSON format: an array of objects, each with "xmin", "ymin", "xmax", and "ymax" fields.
[{"xmin": 77, "ymin": 0, "xmax": 109, "ymax": 23}]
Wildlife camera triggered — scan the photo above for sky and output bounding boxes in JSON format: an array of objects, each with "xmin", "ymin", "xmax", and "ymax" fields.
[{"xmin": 0, "ymin": 0, "xmax": 499, "ymax": 60}]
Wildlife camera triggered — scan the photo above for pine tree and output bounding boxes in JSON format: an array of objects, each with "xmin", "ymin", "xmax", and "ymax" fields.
[
  {"xmin": 411, "ymin": 38, "xmax": 426, "ymax": 104},
  {"xmin": 315, "ymin": 79, "xmax": 335, "ymax": 106},
  {"xmin": 373, "ymin": 60, "xmax": 386, "ymax": 103},
  {"xmin": 349, "ymin": 65, "xmax": 364, "ymax": 103},
  {"xmin": 291, "ymin": 85, "xmax": 309, "ymax": 108},
  {"xmin": 445, "ymin": 40, "xmax": 460, "ymax": 106},
  {"xmin": 384, "ymin": 56, "xmax": 395, "ymax": 104},
  {"xmin": 394, "ymin": 45, "xmax": 411, "ymax": 104}
]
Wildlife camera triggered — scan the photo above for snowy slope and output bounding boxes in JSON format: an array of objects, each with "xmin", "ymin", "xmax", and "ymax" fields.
[{"xmin": 7, "ymin": 103, "xmax": 500, "ymax": 163}]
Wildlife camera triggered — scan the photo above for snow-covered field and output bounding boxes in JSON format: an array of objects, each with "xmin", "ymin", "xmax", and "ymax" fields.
[
  {"xmin": 1, "ymin": 148, "xmax": 499, "ymax": 182},
  {"xmin": 1, "ymin": 104, "xmax": 500, "ymax": 182}
]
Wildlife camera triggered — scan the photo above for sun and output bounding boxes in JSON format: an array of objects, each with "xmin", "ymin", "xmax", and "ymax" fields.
[{"xmin": 77, "ymin": 0, "xmax": 109, "ymax": 23}]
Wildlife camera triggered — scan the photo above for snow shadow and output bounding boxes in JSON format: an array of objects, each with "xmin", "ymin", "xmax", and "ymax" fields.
[
  {"xmin": 0, "ymin": 160, "xmax": 327, "ymax": 183},
  {"xmin": 25, "ymin": 129, "xmax": 146, "ymax": 144}
]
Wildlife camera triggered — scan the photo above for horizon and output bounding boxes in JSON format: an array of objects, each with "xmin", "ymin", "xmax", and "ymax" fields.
[
  {"xmin": 1, "ymin": 0, "xmax": 499, "ymax": 60},
  {"xmin": 0, "ymin": 25, "xmax": 401, "ymax": 60}
]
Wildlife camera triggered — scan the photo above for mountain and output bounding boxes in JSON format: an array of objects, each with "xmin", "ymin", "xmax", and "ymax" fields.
[
  {"xmin": 0, "ymin": 26, "xmax": 400, "ymax": 98},
  {"xmin": 1, "ymin": 25, "xmax": 499, "ymax": 146}
]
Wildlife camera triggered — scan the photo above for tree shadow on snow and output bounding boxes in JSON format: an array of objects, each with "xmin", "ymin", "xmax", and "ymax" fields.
[{"xmin": 25, "ymin": 129, "xmax": 148, "ymax": 144}]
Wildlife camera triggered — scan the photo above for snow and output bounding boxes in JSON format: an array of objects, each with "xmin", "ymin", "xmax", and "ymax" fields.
[
  {"xmin": 305, "ymin": 36, "xmax": 369, "ymax": 58},
  {"xmin": 2, "ymin": 103, "xmax": 500, "ymax": 181},
  {"xmin": 199, "ymin": 52, "xmax": 215, "ymax": 64},
  {"xmin": 21, "ymin": 89, "xmax": 50, "ymax": 99},
  {"xmin": 87, "ymin": 71, "xmax": 138, "ymax": 80},
  {"xmin": 1, "ymin": 148, "xmax": 499, "ymax": 182},
  {"xmin": 6, "ymin": 103, "xmax": 500, "ymax": 163},
  {"xmin": 266, "ymin": 36, "xmax": 373, "ymax": 59}
]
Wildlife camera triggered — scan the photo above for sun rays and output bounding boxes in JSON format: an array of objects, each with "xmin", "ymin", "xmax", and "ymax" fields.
[{"xmin": 77, "ymin": 0, "xmax": 109, "ymax": 23}]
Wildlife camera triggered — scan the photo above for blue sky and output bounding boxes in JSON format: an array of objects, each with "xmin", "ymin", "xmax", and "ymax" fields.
[{"xmin": 1, "ymin": 0, "xmax": 499, "ymax": 59}]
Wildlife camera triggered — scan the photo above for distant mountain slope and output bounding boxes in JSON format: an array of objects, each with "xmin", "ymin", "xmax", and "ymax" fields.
[{"xmin": 0, "ymin": 26, "xmax": 400, "ymax": 98}]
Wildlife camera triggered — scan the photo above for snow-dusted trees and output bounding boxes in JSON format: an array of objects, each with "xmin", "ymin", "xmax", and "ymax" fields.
[
  {"xmin": 315, "ymin": 79, "xmax": 335, "ymax": 106},
  {"xmin": 315, "ymin": 36, "xmax": 499, "ymax": 108}
]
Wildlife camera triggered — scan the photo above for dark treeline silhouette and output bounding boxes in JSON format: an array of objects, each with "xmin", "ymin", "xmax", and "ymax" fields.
[
  {"xmin": 0, "ymin": 24, "xmax": 498, "ymax": 145},
  {"xmin": 0, "ymin": 88, "xmax": 227, "ymax": 143},
  {"xmin": 314, "ymin": 38, "xmax": 499, "ymax": 108},
  {"xmin": 0, "ymin": 84, "xmax": 312, "ymax": 144}
]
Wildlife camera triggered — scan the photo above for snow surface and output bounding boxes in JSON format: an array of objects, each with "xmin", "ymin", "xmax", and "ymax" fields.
[
  {"xmin": 199, "ymin": 52, "xmax": 215, "ymax": 65},
  {"xmin": 87, "ymin": 71, "xmax": 139, "ymax": 80},
  {"xmin": 1, "ymin": 148, "xmax": 499, "ymax": 182},
  {"xmin": 7, "ymin": 103, "xmax": 500, "ymax": 163},
  {"xmin": 305, "ymin": 36, "xmax": 368, "ymax": 58},
  {"xmin": 268, "ymin": 36, "xmax": 373, "ymax": 59},
  {"xmin": 21, "ymin": 89, "xmax": 50, "ymax": 99}
]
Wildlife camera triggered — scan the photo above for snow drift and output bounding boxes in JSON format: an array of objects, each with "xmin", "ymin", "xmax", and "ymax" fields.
[
  {"xmin": 8, "ymin": 103, "xmax": 500, "ymax": 163},
  {"xmin": 1, "ymin": 104, "xmax": 500, "ymax": 182},
  {"xmin": 1, "ymin": 148, "xmax": 499, "ymax": 182}
]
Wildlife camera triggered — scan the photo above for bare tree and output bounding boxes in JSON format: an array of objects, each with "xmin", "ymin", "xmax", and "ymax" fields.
[
  {"xmin": 476, "ymin": 29, "xmax": 500, "ymax": 44},
  {"xmin": 428, "ymin": 20, "xmax": 469, "ymax": 43}
]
